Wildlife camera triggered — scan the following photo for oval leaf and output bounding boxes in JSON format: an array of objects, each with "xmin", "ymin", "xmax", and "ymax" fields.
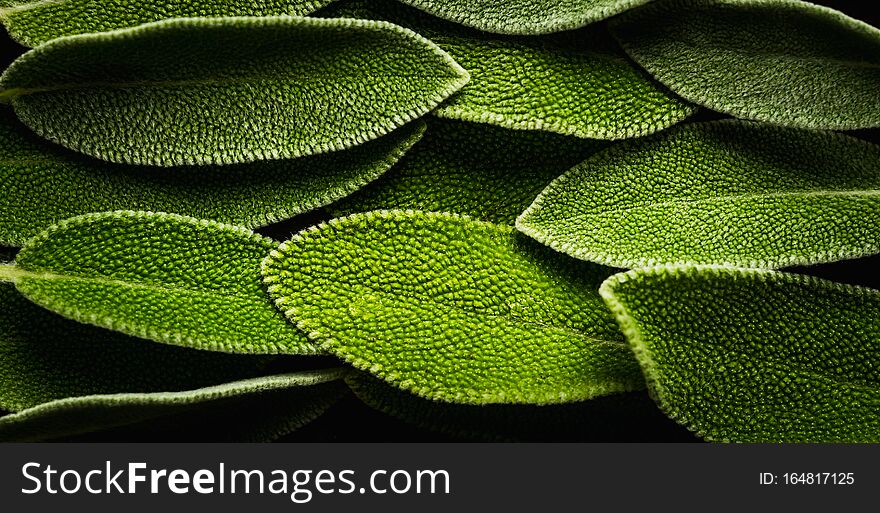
[
  {"xmin": 0, "ymin": 16, "xmax": 468, "ymax": 165},
  {"xmin": 397, "ymin": 0, "xmax": 653, "ymax": 35},
  {"xmin": 0, "ymin": 0, "xmax": 337, "ymax": 47},
  {"xmin": 610, "ymin": 0, "xmax": 880, "ymax": 130},
  {"xmin": 0, "ymin": 369, "xmax": 347, "ymax": 442},
  {"xmin": 262, "ymin": 210, "xmax": 644, "ymax": 405},
  {"xmin": 0, "ymin": 112, "xmax": 424, "ymax": 246},
  {"xmin": 330, "ymin": 119, "xmax": 606, "ymax": 224},
  {"xmin": 518, "ymin": 121, "xmax": 880, "ymax": 268},
  {"xmin": 0, "ymin": 211, "xmax": 317, "ymax": 354},
  {"xmin": 600, "ymin": 266, "xmax": 880, "ymax": 442},
  {"xmin": 325, "ymin": 0, "xmax": 695, "ymax": 140}
]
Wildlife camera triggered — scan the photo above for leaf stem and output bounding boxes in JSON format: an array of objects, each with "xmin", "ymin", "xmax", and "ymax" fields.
[{"xmin": 0, "ymin": 264, "xmax": 24, "ymax": 283}]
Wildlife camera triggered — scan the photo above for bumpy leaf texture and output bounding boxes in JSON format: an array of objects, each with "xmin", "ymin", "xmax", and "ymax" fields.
[
  {"xmin": 518, "ymin": 121, "xmax": 880, "ymax": 268},
  {"xmin": 0, "ymin": 112, "xmax": 424, "ymax": 246},
  {"xmin": 0, "ymin": 369, "xmax": 347, "ymax": 442},
  {"xmin": 263, "ymin": 210, "xmax": 644, "ymax": 405},
  {"xmin": 324, "ymin": 0, "xmax": 694, "ymax": 139},
  {"xmin": 0, "ymin": 0, "xmax": 337, "ymax": 47},
  {"xmin": 600, "ymin": 266, "xmax": 880, "ymax": 442},
  {"xmin": 329, "ymin": 119, "xmax": 606, "ymax": 224},
  {"xmin": 610, "ymin": 0, "xmax": 880, "ymax": 130},
  {"xmin": 0, "ymin": 211, "xmax": 316, "ymax": 354},
  {"xmin": 396, "ymin": 0, "xmax": 653, "ymax": 35},
  {"xmin": 0, "ymin": 16, "xmax": 468, "ymax": 165}
]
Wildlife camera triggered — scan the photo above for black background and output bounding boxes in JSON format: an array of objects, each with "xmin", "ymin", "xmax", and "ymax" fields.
[{"xmin": 0, "ymin": 0, "xmax": 877, "ymax": 442}]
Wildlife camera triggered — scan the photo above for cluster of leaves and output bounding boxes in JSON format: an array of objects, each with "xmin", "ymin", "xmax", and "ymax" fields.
[{"xmin": 0, "ymin": 0, "xmax": 878, "ymax": 443}]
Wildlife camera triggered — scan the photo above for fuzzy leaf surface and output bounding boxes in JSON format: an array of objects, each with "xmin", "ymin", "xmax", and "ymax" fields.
[
  {"xmin": 610, "ymin": 0, "xmax": 880, "ymax": 130},
  {"xmin": 263, "ymin": 210, "xmax": 644, "ymax": 405},
  {"xmin": 600, "ymin": 266, "xmax": 880, "ymax": 442},
  {"xmin": 518, "ymin": 121, "xmax": 880, "ymax": 268},
  {"xmin": 0, "ymin": 113, "xmax": 423, "ymax": 246},
  {"xmin": 0, "ymin": 0, "xmax": 337, "ymax": 47},
  {"xmin": 0, "ymin": 16, "xmax": 468, "ymax": 165},
  {"xmin": 1, "ymin": 211, "xmax": 316, "ymax": 354},
  {"xmin": 330, "ymin": 119, "xmax": 606, "ymax": 224}
]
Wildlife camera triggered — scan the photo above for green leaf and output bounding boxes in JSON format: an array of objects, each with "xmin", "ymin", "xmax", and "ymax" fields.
[
  {"xmin": 262, "ymin": 210, "xmax": 644, "ymax": 405},
  {"xmin": 1, "ymin": 211, "xmax": 316, "ymax": 354},
  {"xmin": 396, "ymin": 0, "xmax": 653, "ymax": 35},
  {"xmin": 0, "ymin": 369, "xmax": 347, "ymax": 442},
  {"xmin": 0, "ymin": 283, "xmax": 279, "ymax": 411},
  {"xmin": 329, "ymin": 119, "xmax": 606, "ymax": 224},
  {"xmin": 610, "ymin": 0, "xmax": 880, "ymax": 130},
  {"xmin": 0, "ymin": 111, "xmax": 424, "ymax": 246},
  {"xmin": 347, "ymin": 372, "xmax": 682, "ymax": 441},
  {"xmin": 518, "ymin": 120, "xmax": 880, "ymax": 268},
  {"xmin": 600, "ymin": 266, "xmax": 880, "ymax": 443},
  {"xmin": 0, "ymin": 16, "xmax": 468, "ymax": 166},
  {"xmin": 0, "ymin": 0, "xmax": 338, "ymax": 47},
  {"xmin": 324, "ymin": 0, "xmax": 695, "ymax": 139}
]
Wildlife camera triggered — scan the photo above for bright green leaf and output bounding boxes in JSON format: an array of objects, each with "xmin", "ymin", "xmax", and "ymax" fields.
[
  {"xmin": 324, "ymin": 0, "xmax": 695, "ymax": 139},
  {"xmin": 610, "ymin": 0, "xmax": 880, "ymax": 130},
  {"xmin": 0, "ymin": 369, "xmax": 347, "ymax": 442},
  {"xmin": 263, "ymin": 210, "xmax": 644, "ymax": 405},
  {"xmin": 0, "ymin": 112, "xmax": 424, "ymax": 246},
  {"xmin": 518, "ymin": 121, "xmax": 880, "ymax": 268},
  {"xmin": 0, "ymin": 211, "xmax": 317, "ymax": 354},
  {"xmin": 600, "ymin": 266, "xmax": 880, "ymax": 443},
  {"xmin": 329, "ymin": 119, "xmax": 606, "ymax": 224},
  {"xmin": 0, "ymin": 0, "xmax": 337, "ymax": 47},
  {"xmin": 0, "ymin": 16, "xmax": 468, "ymax": 165},
  {"xmin": 396, "ymin": 0, "xmax": 653, "ymax": 35}
]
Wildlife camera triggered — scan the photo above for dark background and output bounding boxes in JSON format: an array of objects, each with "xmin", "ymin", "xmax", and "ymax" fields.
[{"xmin": 0, "ymin": 0, "xmax": 877, "ymax": 442}]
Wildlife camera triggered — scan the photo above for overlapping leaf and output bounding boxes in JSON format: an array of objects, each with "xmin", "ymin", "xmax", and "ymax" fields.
[
  {"xmin": 610, "ymin": 0, "xmax": 880, "ymax": 129},
  {"xmin": 600, "ymin": 266, "xmax": 880, "ymax": 442},
  {"xmin": 396, "ymin": 0, "xmax": 653, "ymax": 35},
  {"xmin": 0, "ymin": 16, "xmax": 468, "ymax": 165},
  {"xmin": 325, "ymin": 0, "xmax": 695, "ymax": 139},
  {"xmin": 0, "ymin": 211, "xmax": 316, "ymax": 354},
  {"xmin": 518, "ymin": 121, "xmax": 880, "ymax": 268},
  {"xmin": 0, "ymin": 112, "xmax": 424, "ymax": 246},
  {"xmin": 263, "ymin": 210, "xmax": 644, "ymax": 405},
  {"xmin": 330, "ymin": 119, "xmax": 606, "ymax": 224},
  {"xmin": 0, "ymin": 0, "xmax": 337, "ymax": 47}
]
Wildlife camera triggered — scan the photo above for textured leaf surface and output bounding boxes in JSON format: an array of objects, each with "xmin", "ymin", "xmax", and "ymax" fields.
[
  {"xmin": 600, "ymin": 266, "xmax": 880, "ymax": 442},
  {"xmin": 0, "ymin": 16, "xmax": 468, "ymax": 165},
  {"xmin": 0, "ymin": 369, "xmax": 347, "ymax": 442},
  {"xmin": 397, "ymin": 0, "xmax": 652, "ymax": 35},
  {"xmin": 0, "ymin": 283, "xmax": 276, "ymax": 411},
  {"xmin": 518, "ymin": 121, "xmax": 880, "ymax": 268},
  {"xmin": 610, "ymin": 0, "xmax": 880, "ymax": 130},
  {"xmin": 348, "ymin": 372, "xmax": 683, "ymax": 441},
  {"xmin": 330, "ymin": 119, "xmax": 606, "ymax": 224},
  {"xmin": 325, "ymin": 0, "xmax": 694, "ymax": 139},
  {"xmin": 0, "ymin": 0, "xmax": 336, "ymax": 47},
  {"xmin": 1, "ymin": 211, "xmax": 316, "ymax": 354},
  {"xmin": 0, "ymin": 112, "xmax": 423, "ymax": 246},
  {"xmin": 263, "ymin": 210, "xmax": 644, "ymax": 405}
]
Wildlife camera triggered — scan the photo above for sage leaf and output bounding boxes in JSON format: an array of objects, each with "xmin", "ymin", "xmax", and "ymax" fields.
[
  {"xmin": 0, "ymin": 211, "xmax": 317, "ymax": 354},
  {"xmin": 610, "ymin": 0, "xmax": 880, "ymax": 130},
  {"xmin": 0, "ymin": 16, "xmax": 468, "ymax": 165},
  {"xmin": 396, "ymin": 0, "xmax": 653, "ymax": 35},
  {"xmin": 262, "ymin": 210, "xmax": 644, "ymax": 405},
  {"xmin": 0, "ymin": 0, "xmax": 337, "ymax": 47},
  {"xmin": 0, "ymin": 283, "xmax": 277, "ymax": 411},
  {"xmin": 326, "ymin": 0, "xmax": 695, "ymax": 140},
  {"xmin": 0, "ymin": 112, "xmax": 424, "ymax": 246},
  {"xmin": 600, "ymin": 266, "xmax": 880, "ymax": 443},
  {"xmin": 330, "ymin": 119, "xmax": 606, "ymax": 224},
  {"xmin": 0, "ymin": 369, "xmax": 347, "ymax": 442},
  {"xmin": 518, "ymin": 121, "xmax": 880, "ymax": 268}
]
